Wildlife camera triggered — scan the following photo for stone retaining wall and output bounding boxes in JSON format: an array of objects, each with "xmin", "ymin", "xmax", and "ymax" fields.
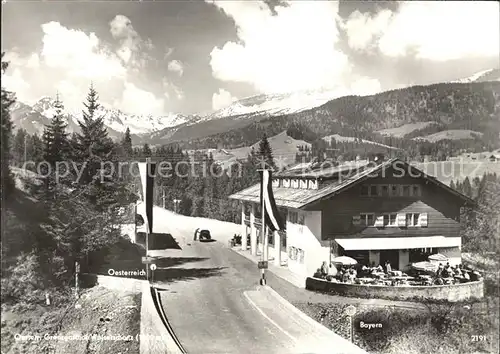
[{"xmin": 306, "ymin": 277, "xmax": 484, "ymax": 302}]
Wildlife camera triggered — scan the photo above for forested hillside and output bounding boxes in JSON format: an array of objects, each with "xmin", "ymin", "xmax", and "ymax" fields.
[{"xmin": 158, "ymin": 81, "xmax": 500, "ymax": 154}]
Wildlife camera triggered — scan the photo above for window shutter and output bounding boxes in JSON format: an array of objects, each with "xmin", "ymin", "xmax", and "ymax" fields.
[
  {"xmin": 419, "ymin": 213, "xmax": 428, "ymax": 227},
  {"xmin": 374, "ymin": 215, "xmax": 384, "ymax": 227},
  {"xmin": 397, "ymin": 213, "xmax": 406, "ymax": 227},
  {"xmin": 352, "ymin": 215, "xmax": 361, "ymax": 225}
]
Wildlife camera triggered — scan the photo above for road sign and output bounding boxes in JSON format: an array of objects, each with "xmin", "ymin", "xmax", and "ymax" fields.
[
  {"xmin": 258, "ymin": 261, "xmax": 268, "ymax": 269},
  {"xmin": 150, "ymin": 264, "xmax": 157, "ymax": 271},
  {"xmin": 345, "ymin": 305, "xmax": 356, "ymax": 316},
  {"xmin": 142, "ymin": 256, "xmax": 157, "ymax": 264}
]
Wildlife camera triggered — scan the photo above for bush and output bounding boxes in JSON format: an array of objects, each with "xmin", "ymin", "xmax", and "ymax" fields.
[{"xmin": 1, "ymin": 252, "xmax": 47, "ymax": 305}]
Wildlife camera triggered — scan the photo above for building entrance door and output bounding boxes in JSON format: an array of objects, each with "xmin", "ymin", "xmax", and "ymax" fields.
[{"xmin": 379, "ymin": 250, "xmax": 400, "ymax": 270}]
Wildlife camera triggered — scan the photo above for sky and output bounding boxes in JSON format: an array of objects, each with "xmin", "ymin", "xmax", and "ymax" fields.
[{"xmin": 1, "ymin": 0, "xmax": 499, "ymax": 116}]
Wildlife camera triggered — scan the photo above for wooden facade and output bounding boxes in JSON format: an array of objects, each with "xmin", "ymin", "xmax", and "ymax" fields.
[
  {"xmin": 310, "ymin": 168, "xmax": 465, "ymax": 241},
  {"xmin": 231, "ymin": 158, "xmax": 472, "ymax": 275}
]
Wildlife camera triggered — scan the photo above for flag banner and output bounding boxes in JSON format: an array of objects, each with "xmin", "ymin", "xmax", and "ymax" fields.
[
  {"xmin": 138, "ymin": 161, "xmax": 157, "ymax": 234},
  {"xmin": 260, "ymin": 169, "xmax": 285, "ymax": 231}
]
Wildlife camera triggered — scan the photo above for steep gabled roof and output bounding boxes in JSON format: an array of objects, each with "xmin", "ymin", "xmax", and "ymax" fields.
[{"xmin": 228, "ymin": 158, "xmax": 474, "ymax": 209}]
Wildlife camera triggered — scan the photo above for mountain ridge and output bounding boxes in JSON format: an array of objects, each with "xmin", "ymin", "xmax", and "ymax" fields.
[{"xmin": 10, "ymin": 72, "xmax": 500, "ymax": 148}]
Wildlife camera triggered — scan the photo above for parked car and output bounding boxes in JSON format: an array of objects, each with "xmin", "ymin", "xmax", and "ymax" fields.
[{"xmin": 199, "ymin": 229, "xmax": 211, "ymax": 241}]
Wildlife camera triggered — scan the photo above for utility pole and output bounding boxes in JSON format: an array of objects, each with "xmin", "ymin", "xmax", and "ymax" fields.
[
  {"xmin": 24, "ymin": 134, "xmax": 27, "ymax": 170},
  {"xmin": 145, "ymin": 157, "xmax": 150, "ymax": 281},
  {"xmin": 258, "ymin": 167, "xmax": 268, "ymax": 286},
  {"xmin": 75, "ymin": 261, "xmax": 80, "ymax": 299}
]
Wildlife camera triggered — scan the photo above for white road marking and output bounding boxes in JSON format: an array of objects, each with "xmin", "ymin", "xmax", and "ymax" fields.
[{"xmin": 243, "ymin": 291, "xmax": 297, "ymax": 344}]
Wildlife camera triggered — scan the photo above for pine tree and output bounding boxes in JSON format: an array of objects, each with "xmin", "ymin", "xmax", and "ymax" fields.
[
  {"xmin": 1, "ymin": 53, "xmax": 15, "ymax": 199},
  {"xmin": 143, "ymin": 143, "xmax": 152, "ymax": 157},
  {"xmin": 257, "ymin": 134, "xmax": 275, "ymax": 170},
  {"xmin": 449, "ymin": 180, "xmax": 456, "ymax": 190},
  {"xmin": 462, "ymin": 177, "xmax": 473, "ymax": 198},
  {"xmin": 43, "ymin": 94, "xmax": 70, "ymax": 165},
  {"xmin": 75, "ymin": 83, "xmax": 114, "ymax": 186},
  {"xmin": 26, "ymin": 133, "xmax": 44, "ymax": 169},
  {"xmin": 121, "ymin": 128, "xmax": 133, "ymax": 157},
  {"xmin": 12, "ymin": 128, "xmax": 27, "ymax": 167}
]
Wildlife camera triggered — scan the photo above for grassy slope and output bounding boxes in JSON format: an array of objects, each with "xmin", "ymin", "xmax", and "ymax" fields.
[
  {"xmin": 1, "ymin": 287, "xmax": 141, "ymax": 354},
  {"xmin": 414, "ymin": 161, "xmax": 500, "ymax": 185},
  {"xmin": 376, "ymin": 122, "xmax": 438, "ymax": 138},
  {"xmin": 1, "ymin": 171, "xmax": 143, "ymax": 354},
  {"xmin": 414, "ymin": 129, "xmax": 484, "ymax": 142},
  {"xmin": 197, "ymin": 131, "xmax": 312, "ymax": 169}
]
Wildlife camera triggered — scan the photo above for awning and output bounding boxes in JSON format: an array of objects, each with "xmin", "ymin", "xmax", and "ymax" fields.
[{"xmin": 335, "ymin": 236, "xmax": 461, "ymax": 251}]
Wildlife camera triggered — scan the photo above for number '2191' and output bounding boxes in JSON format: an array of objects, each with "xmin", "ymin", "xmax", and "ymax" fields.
[{"xmin": 471, "ymin": 335, "xmax": 487, "ymax": 342}]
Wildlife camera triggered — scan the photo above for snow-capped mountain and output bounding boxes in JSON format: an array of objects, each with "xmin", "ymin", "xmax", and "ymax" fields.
[
  {"xmin": 71, "ymin": 106, "xmax": 194, "ymax": 135},
  {"xmin": 12, "ymin": 96, "xmax": 200, "ymax": 137},
  {"xmin": 453, "ymin": 68, "xmax": 500, "ymax": 83},
  {"xmin": 205, "ymin": 88, "xmax": 347, "ymax": 120}
]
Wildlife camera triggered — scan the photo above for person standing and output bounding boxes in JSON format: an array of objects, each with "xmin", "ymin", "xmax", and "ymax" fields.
[
  {"xmin": 320, "ymin": 261, "xmax": 329, "ymax": 278},
  {"xmin": 385, "ymin": 261, "xmax": 392, "ymax": 274}
]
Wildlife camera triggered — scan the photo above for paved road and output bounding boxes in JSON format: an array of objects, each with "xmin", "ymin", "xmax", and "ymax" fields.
[{"xmin": 149, "ymin": 207, "xmax": 365, "ymax": 354}]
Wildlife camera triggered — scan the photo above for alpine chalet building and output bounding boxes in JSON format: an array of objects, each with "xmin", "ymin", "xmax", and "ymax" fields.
[{"xmin": 229, "ymin": 156, "xmax": 473, "ymax": 279}]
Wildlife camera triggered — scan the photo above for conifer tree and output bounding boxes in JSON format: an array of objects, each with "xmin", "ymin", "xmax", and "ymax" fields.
[
  {"xmin": 43, "ymin": 94, "xmax": 70, "ymax": 166},
  {"xmin": 1, "ymin": 53, "xmax": 15, "ymax": 198},
  {"xmin": 121, "ymin": 127, "xmax": 133, "ymax": 158},
  {"xmin": 26, "ymin": 133, "xmax": 44, "ymax": 169},
  {"xmin": 75, "ymin": 83, "xmax": 114, "ymax": 186},
  {"xmin": 143, "ymin": 143, "xmax": 152, "ymax": 157},
  {"xmin": 12, "ymin": 128, "xmax": 27, "ymax": 167},
  {"xmin": 257, "ymin": 134, "xmax": 275, "ymax": 170},
  {"xmin": 462, "ymin": 177, "xmax": 473, "ymax": 198}
]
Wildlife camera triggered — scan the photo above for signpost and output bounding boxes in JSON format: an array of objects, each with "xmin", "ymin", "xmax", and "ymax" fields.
[
  {"xmin": 150, "ymin": 263, "xmax": 157, "ymax": 284},
  {"xmin": 345, "ymin": 305, "xmax": 356, "ymax": 343},
  {"xmin": 75, "ymin": 261, "xmax": 80, "ymax": 299},
  {"xmin": 258, "ymin": 168, "xmax": 268, "ymax": 286},
  {"xmin": 142, "ymin": 256, "xmax": 157, "ymax": 264}
]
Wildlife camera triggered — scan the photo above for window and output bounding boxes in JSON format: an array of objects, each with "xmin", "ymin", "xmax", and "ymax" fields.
[
  {"xmin": 289, "ymin": 210, "xmax": 304, "ymax": 225},
  {"xmin": 406, "ymin": 213, "xmax": 420, "ymax": 226},
  {"xmin": 360, "ymin": 213, "xmax": 375, "ymax": 226},
  {"xmin": 297, "ymin": 212, "xmax": 305, "ymax": 225},
  {"xmin": 412, "ymin": 185, "xmax": 421, "ymax": 197},
  {"xmin": 370, "ymin": 185, "xmax": 379, "ymax": 196},
  {"xmin": 383, "ymin": 213, "xmax": 397, "ymax": 227},
  {"xmin": 380, "ymin": 185, "xmax": 389, "ymax": 196},
  {"xmin": 402, "ymin": 185, "xmax": 411, "ymax": 196},
  {"xmin": 360, "ymin": 185, "xmax": 369, "ymax": 196},
  {"xmin": 390, "ymin": 185, "xmax": 399, "ymax": 196}
]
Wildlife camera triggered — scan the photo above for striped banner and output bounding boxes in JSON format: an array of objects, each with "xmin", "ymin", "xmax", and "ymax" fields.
[
  {"xmin": 260, "ymin": 169, "xmax": 285, "ymax": 231},
  {"xmin": 138, "ymin": 161, "xmax": 157, "ymax": 234}
]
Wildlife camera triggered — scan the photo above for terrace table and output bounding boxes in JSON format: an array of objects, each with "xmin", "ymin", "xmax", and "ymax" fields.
[
  {"xmin": 357, "ymin": 277, "xmax": 376, "ymax": 285},
  {"xmin": 418, "ymin": 275, "xmax": 433, "ymax": 285}
]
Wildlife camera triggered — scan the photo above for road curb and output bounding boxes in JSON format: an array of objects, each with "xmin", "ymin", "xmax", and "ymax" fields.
[
  {"xmin": 263, "ymin": 286, "xmax": 369, "ymax": 353},
  {"xmin": 229, "ymin": 247, "xmax": 306, "ymax": 288},
  {"xmin": 262, "ymin": 286, "xmax": 346, "ymax": 339},
  {"xmin": 140, "ymin": 282, "xmax": 186, "ymax": 354}
]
